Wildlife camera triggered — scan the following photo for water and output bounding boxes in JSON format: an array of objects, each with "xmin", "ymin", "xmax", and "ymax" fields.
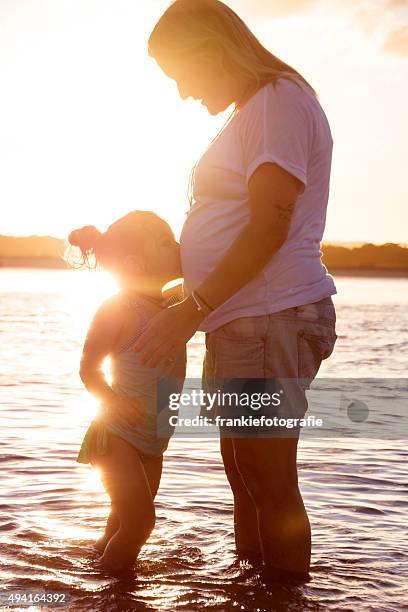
[{"xmin": 1, "ymin": 269, "xmax": 407, "ymax": 611}]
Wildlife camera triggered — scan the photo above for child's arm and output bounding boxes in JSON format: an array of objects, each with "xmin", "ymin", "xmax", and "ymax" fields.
[
  {"xmin": 79, "ymin": 297, "xmax": 121, "ymax": 404},
  {"xmin": 79, "ymin": 297, "xmax": 144, "ymax": 425}
]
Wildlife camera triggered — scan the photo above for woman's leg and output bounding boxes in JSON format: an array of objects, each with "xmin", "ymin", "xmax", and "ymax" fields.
[
  {"xmin": 203, "ymin": 329, "xmax": 265, "ymax": 560},
  {"xmin": 233, "ymin": 436, "xmax": 311, "ymax": 578},
  {"xmin": 220, "ymin": 438, "xmax": 262, "ymax": 561},
  {"xmin": 209, "ymin": 302, "xmax": 335, "ymax": 578},
  {"xmin": 96, "ymin": 434, "xmax": 156, "ymax": 570},
  {"xmin": 140, "ymin": 453, "xmax": 163, "ymax": 499}
]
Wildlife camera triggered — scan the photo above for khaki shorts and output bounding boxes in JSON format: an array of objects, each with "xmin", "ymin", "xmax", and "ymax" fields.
[{"xmin": 202, "ymin": 297, "xmax": 337, "ymax": 433}]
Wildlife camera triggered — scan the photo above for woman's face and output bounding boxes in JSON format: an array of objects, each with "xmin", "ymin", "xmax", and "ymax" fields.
[{"xmin": 159, "ymin": 55, "xmax": 241, "ymax": 115}]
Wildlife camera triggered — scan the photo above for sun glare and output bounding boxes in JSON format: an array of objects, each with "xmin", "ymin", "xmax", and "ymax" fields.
[
  {"xmin": 62, "ymin": 268, "xmax": 118, "ymax": 333},
  {"xmin": 1, "ymin": 0, "xmax": 406, "ymax": 243},
  {"xmin": 0, "ymin": 0, "xmax": 227, "ymax": 241}
]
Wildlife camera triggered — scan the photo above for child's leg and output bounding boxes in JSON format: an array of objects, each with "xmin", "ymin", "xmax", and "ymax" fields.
[
  {"xmin": 96, "ymin": 434, "xmax": 156, "ymax": 571},
  {"xmin": 94, "ymin": 450, "xmax": 163, "ymax": 554},
  {"xmin": 94, "ymin": 506, "xmax": 119, "ymax": 552}
]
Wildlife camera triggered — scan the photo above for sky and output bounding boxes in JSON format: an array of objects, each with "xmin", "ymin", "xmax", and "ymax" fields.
[{"xmin": 0, "ymin": 0, "xmax": 407, "ymax": 244}]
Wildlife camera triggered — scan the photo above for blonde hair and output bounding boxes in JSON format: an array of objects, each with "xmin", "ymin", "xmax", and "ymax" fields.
[
  {"xmin": 67, "ymin": 211, "xmax": 175, "ymax": 269},
  {"xmin": 148, "ymin": 0, "xmax": 315, "ymax": 99}
]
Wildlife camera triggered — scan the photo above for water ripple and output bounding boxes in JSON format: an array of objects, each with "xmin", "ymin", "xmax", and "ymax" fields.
[{"xmin": 0, "ymin": 270, "xmax": 407, "ymax": 611}]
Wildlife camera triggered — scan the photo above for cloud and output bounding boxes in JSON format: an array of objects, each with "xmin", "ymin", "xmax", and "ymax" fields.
[
  {"xmin": 382, "ymin": 24, "xmax": 408, "ymax": 55},
  {"xmin": 353, "ymin": 0, "xmax": 408, "ymax": 56},
  {"xmin": 230, "ymin": 0, "xmax": 408, "ymax": 57},
  {"xmin": 230, "ymin": 0, "xmax": 318, "ymax": 19},
  {"xmin": 231, "ymin": 0, "xmax": 407, "ymax": 19},
  {"xmin": 385, "ymin": 0, "xmax": 408, "ymax": 8}
]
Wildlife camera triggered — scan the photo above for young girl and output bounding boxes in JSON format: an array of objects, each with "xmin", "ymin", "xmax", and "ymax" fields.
[{"xmin": 69, "ymin": 211, "xmax": 186, "ymax": 571}]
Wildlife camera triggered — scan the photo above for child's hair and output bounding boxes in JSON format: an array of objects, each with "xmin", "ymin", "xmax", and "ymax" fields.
[{"xmin": 67, "ymin": 210, "xmax": 175, "ymax": 269}]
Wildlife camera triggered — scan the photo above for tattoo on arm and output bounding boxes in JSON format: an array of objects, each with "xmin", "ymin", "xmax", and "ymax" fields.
[{"xmin": 275, "ymin": 201, "xmax": 296, "ymax": 222}]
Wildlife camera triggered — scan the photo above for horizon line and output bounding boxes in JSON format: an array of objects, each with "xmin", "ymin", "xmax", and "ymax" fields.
[{"xmin": 1, "ymin": 234, "xmax": 407, "ymax": 249}]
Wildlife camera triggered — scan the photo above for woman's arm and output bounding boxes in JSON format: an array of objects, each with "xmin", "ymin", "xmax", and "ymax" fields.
[
  {"xmin": 194, "ymin": 162, "xmax": 302, "ymax": 309},
  {"xmin": 134, "ymin": 162, "xmax": 303, "ymax": 367}
]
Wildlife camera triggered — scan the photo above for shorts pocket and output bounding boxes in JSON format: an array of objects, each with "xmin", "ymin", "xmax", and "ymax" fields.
[
  {"xmin": 298, "ymin": 330, "xmax": 337, "ymax": 387},
  {"xmin": 216, "ymin": 316, "xmax": 268, "ymax": 341},
  {"xmin": 211, "ymin": 331, "xmax": 266, "ymax": 379}
]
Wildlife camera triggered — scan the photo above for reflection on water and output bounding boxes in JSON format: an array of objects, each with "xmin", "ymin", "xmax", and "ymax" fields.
[{"xmin": 1, "ymin": 269, "xmax": 407, "ymax": 610}]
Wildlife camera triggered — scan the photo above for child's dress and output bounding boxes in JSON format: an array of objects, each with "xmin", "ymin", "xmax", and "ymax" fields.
[{"xmin": 77, "ymin": 292, "xmax": 186, "ymax": 463}]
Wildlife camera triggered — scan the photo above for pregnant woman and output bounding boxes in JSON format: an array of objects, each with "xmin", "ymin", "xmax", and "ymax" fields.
[{"xmin": 135, "ymin": 0, "xmax": 337, "ymax": 580}]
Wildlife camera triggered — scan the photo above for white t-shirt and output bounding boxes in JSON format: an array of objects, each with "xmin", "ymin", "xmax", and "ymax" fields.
[{"xmin": 180, "ymin": 78, "xmax": 336, "ymax": 332}]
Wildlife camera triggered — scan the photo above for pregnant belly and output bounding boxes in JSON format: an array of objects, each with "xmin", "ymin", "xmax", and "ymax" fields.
[{"xmin": 180, "ymin": 199, "xmax": 249, "ymax": 290}]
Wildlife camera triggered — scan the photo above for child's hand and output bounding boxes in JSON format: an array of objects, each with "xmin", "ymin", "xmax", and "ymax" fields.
[{"xmin": 100, "ymin": 395, "xmax": 146, "ymax": 427}]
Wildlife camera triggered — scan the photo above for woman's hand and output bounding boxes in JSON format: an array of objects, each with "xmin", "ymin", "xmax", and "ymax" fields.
[
  {"xmin": 99, "ymin": 394, "xmax": 146, "ymax": 427},
  {"xmin": 133, "ymin": 297, "xmax": 205, "ymax": 367}
]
